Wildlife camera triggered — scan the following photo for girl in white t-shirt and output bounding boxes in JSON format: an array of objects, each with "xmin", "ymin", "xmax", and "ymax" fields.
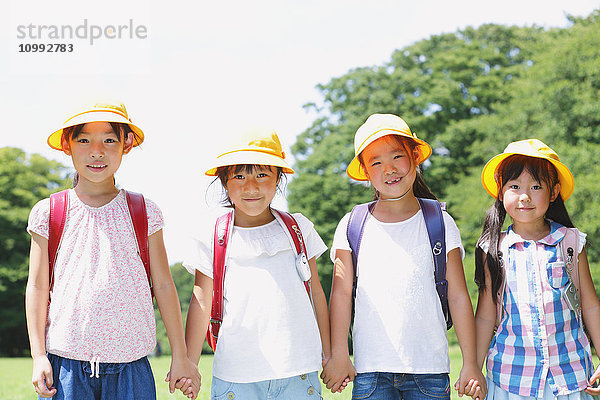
[
  {"xmin": 322, "ymin": 113, "xmax": 486, "ymax": 400},
  {"xmin": 25, "ymin": 102, "xmax": 200, "ymax": 399},
  {"xmin": 183, "ymin": 129, "xmax": 331, "ymax": 400}
]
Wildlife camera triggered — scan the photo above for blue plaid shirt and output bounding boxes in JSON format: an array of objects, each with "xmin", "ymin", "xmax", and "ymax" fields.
[{"xmin": 486, "ymin": 221, "xmax": 592, "ymax": 396}]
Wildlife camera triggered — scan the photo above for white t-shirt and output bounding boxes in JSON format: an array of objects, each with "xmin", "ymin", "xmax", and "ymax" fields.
[
  {"xmin": 331, "ymin": 207, "xmax": 464, "ymax": 374},
  {"xmin": 27, "ymin": 189, "xmax": 162, "ymax": 363},
  {"xmin": 184, "ymin": 211, "xmax": 327, "ymax": 383}
]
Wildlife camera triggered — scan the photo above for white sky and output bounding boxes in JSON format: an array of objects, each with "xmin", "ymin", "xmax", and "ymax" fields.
[{"xmin": 2, "ymin": 0, "xmax": 599, "ymax": 262}]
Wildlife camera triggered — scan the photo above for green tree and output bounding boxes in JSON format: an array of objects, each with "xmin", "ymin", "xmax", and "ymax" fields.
[
  {"xmin": 0, "ymin": 147, "xmax": 70, "ymax": 355},
  {"xmin": 289, "ymin": 10, "xmax": 600, "ymax": 348},
  {"xmin": 289, "ymin": 23, "xmax": 546, "ymax": 295}
]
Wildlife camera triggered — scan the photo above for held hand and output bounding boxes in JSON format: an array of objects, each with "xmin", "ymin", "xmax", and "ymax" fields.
[
  {"xmin": 585, "ymin": 364, "xmax": 600, "ymax": 395},
  {"xmin": 320, "ymin": 355, "xmax": 356, "ymax": 393},
  {"xmin": 165, "ymin": 374, "xmax": 194, "ymax": 399},
  {"xmin": 165, "ymin": 357, "xmax": 201, "ymax": 399},
  {"xmin": 32, "ymin": 355, "xmax": 57, "ymax": 398},
  {"xmin": 454, "ymin": 363, "xmax": 486, "ymax": 399}
]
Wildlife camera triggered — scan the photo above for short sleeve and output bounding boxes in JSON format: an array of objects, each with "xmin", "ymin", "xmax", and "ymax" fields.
[
  {"xmin": 182, "ymin": 220, "xmax": 214, "ymax": 279},
  {"xmin": 291, "ymin": 213, "xmax": 327, "ymax": 261},
  {"xmin": 27, "ymin": 198, "xmax": 51, "ymax": 239},
  {"xmin": 442, "ymin": 211, "xmax": 465, "ymax": 260},
  {"xmin": 576, "ymin": 228, "xmax": 587, "ymax": 254},
  {"xmin": 143, "ymin": 197, "xmax": 164, "ymax": 236},
  {"xmin": 330, "ymin": 213, "xmax": 352, "ymax": 263}
]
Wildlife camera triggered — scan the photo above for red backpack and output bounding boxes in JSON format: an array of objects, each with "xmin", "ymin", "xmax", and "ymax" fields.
[
  {"xmin": 48, "ymin": 190, "xmax": 152, "ymax": 295},
  {"xmin": 206, "ymin": 209, "xmax": 312, "ymax": 351}
]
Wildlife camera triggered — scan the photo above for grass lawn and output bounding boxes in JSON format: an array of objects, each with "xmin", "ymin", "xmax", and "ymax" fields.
[{"xmin": 0, "ymin": 346, "xmax": 466, "ymax": 400}]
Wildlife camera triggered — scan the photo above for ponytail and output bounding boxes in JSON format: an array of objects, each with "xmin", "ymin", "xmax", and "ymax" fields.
[{"xmin": 412, "ymin": 167, "xmax": 438, "ymax": 200}]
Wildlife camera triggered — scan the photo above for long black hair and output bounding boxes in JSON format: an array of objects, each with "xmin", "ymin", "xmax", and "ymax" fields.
[
  {"xmin": 474, "ymin": 155, "xmax": 574, "ymax": 301},
  {"xmin": 358, "ymin": 135, "xmax": 438, "ymax": 201}
]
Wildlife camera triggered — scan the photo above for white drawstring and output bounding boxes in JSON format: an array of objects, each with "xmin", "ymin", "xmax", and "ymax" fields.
[{"xmin": 89, "ymin": 357, "xmax": 100, "ymax": 378}]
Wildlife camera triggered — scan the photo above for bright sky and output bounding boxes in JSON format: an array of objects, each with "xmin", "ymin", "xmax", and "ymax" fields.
[{"xmin": 2, "ymin": 0, "xmax": 599, "ymax": 262}]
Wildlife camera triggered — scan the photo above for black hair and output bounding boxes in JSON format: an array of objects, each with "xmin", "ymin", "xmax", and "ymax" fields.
[
  {"xmin": 358, "ymin": 135, "xmax": 438, "ymax": 201},
  {"xmin": 474, "ymin": 155, "xmax": 574, "ymax": 301},
  {"xmin": 214, "ymin": 164, "xmax": 285, "ymax": 208},
  {"xmin": 61, "ymin": 122, "xmax": 137, "ymax": 187}
]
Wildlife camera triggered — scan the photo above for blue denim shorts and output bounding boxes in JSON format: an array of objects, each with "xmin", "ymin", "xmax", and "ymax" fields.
[
  {"xmin": 43, "ymin": 353, "xmax": 156, "ymax": 400},
  {"xmin": 352, "ymin": 372, "xmax": 450, "ymax": 400},
  {"xmin": 211, "ymin": 371, "xmax": 321, "ymax": 400}
]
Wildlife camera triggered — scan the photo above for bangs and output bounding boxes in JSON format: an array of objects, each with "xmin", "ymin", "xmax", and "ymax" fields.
[
  {"xmin": 65, "ymin": 122, "xmax": 131, "ymax": 143},
  {"xmin": 229, "ymin": 164, "xmax": 274, "ymax": 175},
  {"xmin": 358, "ymin": 134, "xmax": 416, "ymax": 167},
  {"xmin": 498, "ymin": 155, "xmax": 558, "ymax": 189},
  {"xmin": 215, "ymin": 164, "xmax": 282, "ymax": 186}
]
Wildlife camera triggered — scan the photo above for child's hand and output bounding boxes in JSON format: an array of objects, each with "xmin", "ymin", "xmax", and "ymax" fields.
[
  {"xmin": 31, "ymin": 355, "xmax": 57, "ymax": 398},
  {"xmin": 454, "ymin": 363, "xmax": 486, "ymax": 399},
  {"xmin": 320, "ymin": 354, "xmax": 356, "ymax": 393},
  {"xmin": 165, "ymin": 356, "xmax": 201, "ymax": 399},
  {"xmin": 586, "ymin": 364, "xmax": 600, "ymax": 395}
]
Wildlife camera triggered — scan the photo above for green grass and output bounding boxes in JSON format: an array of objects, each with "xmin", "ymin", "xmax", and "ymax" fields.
[{"xmin": 1, "ymin": 347, "xmax": 466, "ymax": 400}]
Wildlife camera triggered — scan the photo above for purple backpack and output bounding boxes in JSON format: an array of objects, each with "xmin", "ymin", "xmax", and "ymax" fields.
[{"xmin": 346, "ymin": 198, "xmax": 452, "ymax": 329}]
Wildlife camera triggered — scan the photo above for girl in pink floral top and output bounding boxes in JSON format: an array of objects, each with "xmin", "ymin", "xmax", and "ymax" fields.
[{"xmin": 25, "ymin": 102, "xmax": 200, "ymax": 400}]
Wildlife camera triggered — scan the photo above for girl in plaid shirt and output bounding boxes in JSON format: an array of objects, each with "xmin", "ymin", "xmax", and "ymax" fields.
[{"xmin": 474, "ymin": 139, "xmax": 600, "ymax": 399}]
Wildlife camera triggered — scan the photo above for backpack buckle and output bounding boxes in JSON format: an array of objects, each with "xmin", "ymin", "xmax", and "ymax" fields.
[
  {"xmin": 433, "ymin": 241, "xmax": 443, "ymax": 256},
  {"xmin": 292, "ymin": 225, "xmax": 303, "ymax": 244},
  {"xmin": 566, "ymin": 247, "xmax": 574, "ymax": 265}
]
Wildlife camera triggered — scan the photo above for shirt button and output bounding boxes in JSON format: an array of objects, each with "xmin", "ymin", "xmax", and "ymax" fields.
[
  {"xmin": 227, "ymin": 392, "xmax": 235, "ymax": 400},
  {"xmin": 308, "ymin": 386, "xmax": 315, "ymax": 395},
  {"xmin": 300, "ymin": 374, "xmax": 307, "ymax": 380}
]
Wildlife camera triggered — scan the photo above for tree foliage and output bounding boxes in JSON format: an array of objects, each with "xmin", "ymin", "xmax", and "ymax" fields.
[
  {"xmin": 0, "ymin": 148, "xmax": 70, "ymax": 355},
  {"xmin": 289, "ymin": 11, "xmax": 600, "ymax": 303}
]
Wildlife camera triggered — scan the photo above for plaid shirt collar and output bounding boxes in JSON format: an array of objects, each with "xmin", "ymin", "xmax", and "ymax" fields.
[{"xmin": 505, "ymin": 220, "xmax": 567, "ymax": 248}]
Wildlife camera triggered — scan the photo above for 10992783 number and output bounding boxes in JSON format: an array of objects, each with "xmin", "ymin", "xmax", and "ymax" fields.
[{"xmin": 18, "ymin": 43, "xmax": 74, "ymax": 52}]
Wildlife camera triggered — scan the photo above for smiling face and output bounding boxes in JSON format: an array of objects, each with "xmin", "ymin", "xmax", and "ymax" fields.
[
  {"xmin": 61, "ymin": 121, "xmax": 133, "ymax": 190},
  {"xmin": 360, "ymin": 135, "xmax": 417, "ymax": 200},
  {"xmin": 223, "ymin": 164, "xmax": 280, "ymax": 227},
  {"xmin": 500, "ymin": 169, "xmax": 560, "ymax": 230}
]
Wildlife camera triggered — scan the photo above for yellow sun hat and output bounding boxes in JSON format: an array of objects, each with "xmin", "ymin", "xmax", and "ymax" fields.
[
  {"xmin": 481, "ymin": 138, "xmax": 574, "ymax": 200},
  {"xmin": 346, "ymin": 113, "xmax": 432, "ymax": 181},
  {"xmin": 48, "ymin": 102, "xmax": 144, "ymax": 150},
  {"xmin": 205, "ymin": 128, "xmax": 295, "ymax": 176}
]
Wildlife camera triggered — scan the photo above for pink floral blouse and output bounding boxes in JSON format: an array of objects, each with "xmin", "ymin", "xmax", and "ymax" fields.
[{"xmin": 27, "ymin": 189, "xmax": 163, "ymax": 363}]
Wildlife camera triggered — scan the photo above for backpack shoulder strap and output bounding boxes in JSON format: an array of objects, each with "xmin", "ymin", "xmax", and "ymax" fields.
[
  {"xmin": 561, "ymin": 227, "xmax": 581, "ymax": 313},
  {"xmin": 272, "ymin": 210, "xmax": 311, "ymax": 295},
  {"xmin": 48, "ymin": 190, "xmax": 69, "ymax": 291},
  {"xmin": 125, "ymin": 191, "xmax": 151, "ymax": 294},
  {"xmin": 496, "ymin": 231, "xmax": 508, "ymax": 328},
  {"xmin": 273, "ymin": 210, "xmax": 307, "ymax": 256},
  {"xmin": 346, "ymin": 201, "xmax": 375, "ymax": 311},
  {"xmin": 207, "ymin": 210, "xmax": 234, "ymax": 351},
  {"xmin": 347, "ymin": 202, "xmax": 373, "ymax": 267},
  {"xmin": 417, "ymin": 198, "xmax": 452, "ymax": 329}
]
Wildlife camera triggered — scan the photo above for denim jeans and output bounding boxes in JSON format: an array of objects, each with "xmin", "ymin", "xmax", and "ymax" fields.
[
  {"xmin": 43, "ymin": 353, "xmax": 156, "ymax": 400},
  {"xmin": 211, "ymin": 371, "xmax": 321, "ymax": 400},
  {"xmin": 352, "ymin": 372, "xmax": 450, "ymax": 400}
]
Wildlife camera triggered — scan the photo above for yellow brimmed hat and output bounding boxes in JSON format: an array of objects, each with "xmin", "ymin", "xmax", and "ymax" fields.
[
  {"xmin": 48, "ymin": 102, "xmax": 144, "ymax": 150},
  {"xmin": 346, "ymin": 113, "xmax": 432, "ymax": 181},
  {"xmin": 205, "ymin": 128, "xmax": 294, "ymax": 176},
  {"xmin": 481, "ymin": 139, "xmax": 574, "ymax": 200}
]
